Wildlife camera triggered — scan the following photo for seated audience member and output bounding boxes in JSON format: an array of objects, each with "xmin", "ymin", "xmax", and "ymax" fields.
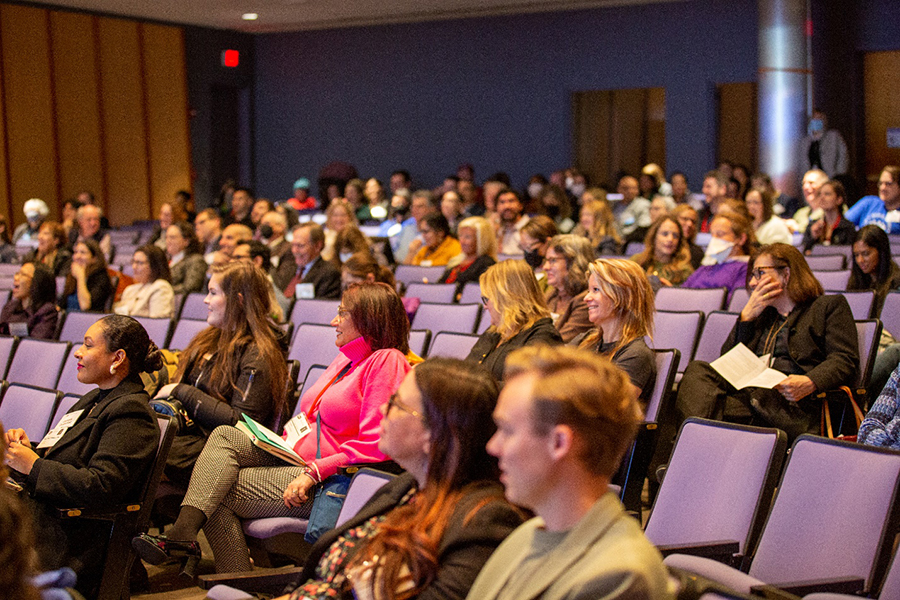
[
  {"xmin": 227, "ymin": 187, "xmax": 255, "ymax": 229},
  {"xmin": 801, "ymin": 179, "xmax": 855, "ymax": 253},
  {"xmin": 847, "ymin": 224, "xmax": 900, "ymax": 319},
  {"xmin": 496, "ymin": 189, "xmax": 530, "ymax": 256},
  {"xmin": 746, "ymin": 187, "xmax": 792, "ymax": 245},
  {"xmin": 13, "ymin": 197, "xmax": 49, "ymax": 244},
  {"xmin": 538, "ymin": 185, "xmax": 575, "ymax": 233},
  {"xmin": 218, "ymin": 223, "xmax": 253, "ymax": 259},
  {"xmin": 165, "ymin": 221, "xmax": 207, "ymax": 295},
  {"xmin": 669, "ymin": 171, "xmax": 693, "ymax": 206},
  {"xmin": 543, "ymin": 234, "xmax": 594, "ymax": 343},
  {"xmin": 672, "ymin": 204, "xmax": 704, "ymax": 269},
  {"xmin": 343, "ymin": 178, "xmax": 366, "ymax": 220},
  {"xmin": 466, "ymin": 345, "xmax": 671, "ymax": 600},
  {"xmin": 845, "ymin": 165, "xmax": 900, "ymax": 233},
  {"xmin": 406, "ymin": 213, "xmax": 461, "ymax": 266},
  {"xmin": 322, "ymin": 199, "xmax": 356, "ymax": 262},
  {"xmin": 362, "ymin": 177, "xmax": 389, "ymax": 223},
  {"xmin": 677, "ymin": 243, "xmax": 858, "ymax": 441},
  {"xmin": 286, "ymin": 178, "xmax": 317, "ymax": 212},
  {"xmin": 640, "ymin": 164, "xmax": 667, "ymax": 199},
  {"xmin": 791, "ymin": 169, "xmax": 828, "ymax": 233},
  {"xmin": 59, "ymin": 239, "xmax": 113, "ymax": 312},
  {"xmin": 334, "ymin": 226, "xmax": 373, "ymax": 264},
  {"xmin": 0, "ymin": 214, "xmax": 19, "ymax": 263},
  {"xmin": 697, "ymin": 170, "xmax": 730, "ymax": 233},
  {"xmin": 194, "ymin": 208, "xmax": 223, "ymax": 262},
  {"xmin": 283, "ymin": 222, "xmax": 341, "ymax": 299},
  {"xmin": 135, "ymin": 282, "xmax": 412, "ymax": 573},
  {"xmin": 156, "ymin": 262, "xmax": 289, "ymax": 486},
  {"xmin": 258, "ymin": 210, "xmax": 295, "ymax": 290},
  {"xmin": 251, "ymin": 199, "xmax": 274, "ymax": 230},
  {"xmin": 467, "ymin": 260, "xmax": 562, "ymax": 381},
  {"xmin": 573, "ymin": 195, "xmax": 622, "ymax": 256},
  {"xmin": 612, "ymin": 175, "xmax": 652, "ymax": 244},
  {"xmin": 631, "ymin": 215, "xmax": 694, "ymax": 287},
  {"xmin": 5, "ymin": 315, "xmax": 161, "ymax": 596},
  {"xmin": 648, "ymin": 195, "xmax": 676, "ymax": 223},
  {"xmin": 441, "ymin": 189, "xmax": 465, "ymax": 235},
  {"xmin": 682, "ymin": 212, "xmax": 755, "ymax": 298},
  {"xmin": 340, "ymin": 251, "xmax": 396, "ymax": 291},
  {"xmin": 752, "ymin": 172, "xmax": 798, "ymax": 218},
  {"xmin": 439, "ymin": 216, "xmax": 497, "ymax": 300},
  {"xmin": 69, "ymin": 204, "xmax": 112, "ymax": 260},
  {"xmin": 0, "ymin": 262, "xmax": 58, "ymax": 338},
  {"xmin": 859, "ymin": 362, "xmax": 900, "ymax": 449},
  {"xmin": 24, "ymin": 221, "xmax": 72, "ymax": 277},
  {"xmin": 114, "ymin": 245, "xmax": 175, "ymax": 319},
  {"xmin": 231, "ymin": 240, "xmax": 289, "ymax": 321},
  {"xmin": 519, "ymin": 216, "xmax": 559, "ymax": 291},
  {"xmin": 573, "ymin": 258, "xmax": 657, "ymax": 405},
  {"xmin": 60, "ymin": 198, "xmax": 81, "ymax": 239},
  {"xmin": 149, "ymin": 202, "xmax": 185, "ymax": 250}
]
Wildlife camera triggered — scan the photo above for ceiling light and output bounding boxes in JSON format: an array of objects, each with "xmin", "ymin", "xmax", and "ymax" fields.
[{"xmin": 242, "ymin": 13, "xmax": 258, "ymax": 20}]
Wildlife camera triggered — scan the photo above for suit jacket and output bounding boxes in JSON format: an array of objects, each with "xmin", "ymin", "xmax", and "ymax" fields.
[
  {"xmin": 298, "ymin": 473, "xmax": 524, "ymax": 600},
  {"xmin": 287, "ymin": 256, "xmax": 341, "ymax": 299},
  {"xmin": 269, "ymin": 238, "xmax": 296, "ymax": 292},
  {"xmin": 466, "ymin": 493, "xmax": 672, "ymax": 600},
  {"xmin": 170, "ymin": 252, "xmax": 208, "ymax": 294},
  {"xmin": 724, "ymin": 293, "xmax": 859, "ymax": 393}
]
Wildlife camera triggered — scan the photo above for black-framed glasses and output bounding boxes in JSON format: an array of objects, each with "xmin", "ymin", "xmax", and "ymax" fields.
[
  {"xmin": 749, "ymin": 265, "xmax": 787, "ymax": 281},
  {"xmin": 387, "ymin": 393, "xmax": 423, "ymax": 419},
  {"xmin": 481, "ymin": 295, "xmax": 489, "ymax": 306}
]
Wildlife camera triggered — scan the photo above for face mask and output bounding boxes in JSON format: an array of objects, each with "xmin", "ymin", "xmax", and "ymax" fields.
[
  {"xmin": 570, "ymin": 184, "xmax": 586, "ymax": 198},
  {"xmin": 258, "ymin": 224, "xmax": 274, "ymax": 239},
  {"xmin": 523, "ymin": 248, "xmax": 544, "ymax": 268},
  {"xmin": 339, "ymin": 252, "xmax": 354, "ymax": 263},
  {"xmin": 701, "ymin": 236, "xmax": 735, "ymax": 266},
  {"xmin": 565, "ymin": 176, "xmax": 574, "ymax": 190},
  {"xmin": 528, "ymin": 183, "xmax": 543, "ymax": 199},
  {"xmin": 808, "ymin": 118, "xmax": 824, "ymax": 136}
]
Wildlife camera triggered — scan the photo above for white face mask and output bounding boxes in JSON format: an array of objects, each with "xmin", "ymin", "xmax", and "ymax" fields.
[
  {"xmin": 701, "ymin": 236, "xmax": 735, "ymax": 266},
  {"xmin": 565, "ymin": 176, "xmax": 575, "ymax": 190},
  {"xmin": 527, "ymin": 183, "xmax": 543, "ymax": 199},
  {"xmin": 570, "ymin": 183, "xmax": 586, "ymax": 198},
  {"xmin": 339, "ymin": 252, "xmax": 354, "ymax": 263}
]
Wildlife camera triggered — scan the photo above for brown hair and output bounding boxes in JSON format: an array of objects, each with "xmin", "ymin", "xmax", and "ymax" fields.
[
  {"xmin": 577, "ymin": 199, "xmax": 621, "ymax": 247},
  {"xmin": 505, "ymin": 345, "xmax": 641, "ymax": 477},
  {"xmin": 135, "ymin": 244, "xmax": 171, "ymax": 283},
  {"xmin": 882, "ymin": 166, "xmax": 900, "ymax": 185},
  {"xmin": 479, "ymin": 260, "xmax": 550, "ymax": 342},
  {"xmin": 520, "ymin": 215, "xmax": 558, "ymax": 243},
  {"xmin": 343, "ymin": 282, "xmax": 410, "ymax": 354},
  {"xmin": 746, "ymin": 186, "xmax": 775, "ymax": 223},
  {"xmin": 334, "ymin": 226, "xmax": 370, "ymax": 260},
  {"xmin": 578, "ymin": 259, "xmax": 655, "ymax": 355},
  {"xmin": 632, "ymin": 215, "xmax": 692, "ymax": 273},
  {"xmin": 39, "ymin": 220, "xmax": 67, "ymax": 251},
  {"xmin": 748, "ymin": 243, "xmax": 823, "ymax": 304},
  {"xmin": 62, "ymin": 238, "xmax": 108, "ymax": 297},
  {"xmin": 547, "ymin": 234, "xmax": 593, "ymax": 297},
  {"xmin": 341, "ymin": 252, "xmax": 395, "ymax": 289},
  {"xmin": 710, "ymin": 212, "xmax": 755, "ymax": 256},
  {"xmin": 174, "ymin": 262, "xmax": 288, "ymax": 418}
]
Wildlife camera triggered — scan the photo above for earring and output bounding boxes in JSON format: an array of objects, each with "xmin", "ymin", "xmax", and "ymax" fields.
[{"xmin": 110, "ymin": 365, "xmax": 117, "ymax": 375}]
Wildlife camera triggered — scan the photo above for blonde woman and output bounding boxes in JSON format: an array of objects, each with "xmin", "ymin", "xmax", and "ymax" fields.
[
  {"xmin": 574, "ymin": 258, "xmax": 657, "ymax": 405},
  {"xmin": 439, "ymin": 216, "xmax": 497, "ymax": 301},
  {"xmin": 573, "ymin": 197, "xmax": 622, "ymax": 255},
  {"xmin": 466, "ymin": 260, "xmax": 562, "ymax": 380}
]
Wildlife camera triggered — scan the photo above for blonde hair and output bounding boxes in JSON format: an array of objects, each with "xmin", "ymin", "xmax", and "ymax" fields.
[
  {"xmin": 577, "ymin": 199, "xmax": 622, "ymax": 247},
  {"xmin": 479, "ymin": 260, "xmax": 550, "ymax": 342},
  {"xmin": 578, "ymin": 259, "xmax": 655, "ymax": 356},
  {"xmin": 457, "ymin": 216, "xmax": 498, "ymax": 259}
]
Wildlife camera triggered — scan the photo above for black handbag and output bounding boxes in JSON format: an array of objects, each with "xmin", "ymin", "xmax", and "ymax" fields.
[{"xmin": 149, "ymin": 398, "xmax": 196, "ymax": 435}]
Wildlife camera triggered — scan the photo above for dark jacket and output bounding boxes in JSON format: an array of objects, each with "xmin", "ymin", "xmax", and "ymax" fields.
[
  {"xmin": 0, "ymin": 298, "xmax": 59, "ymax": 339},
  {"xmin": 269, "ymin": 239, "xmax": 296, "ymax": 292},
  {"xmin": 297, "ymin": 473, "xmax": 525, "ymax": 600},
  {"xmin": 724, "ymin": 293, "xmax": 859, "ymax": 393},
  {"xmin": 24, "ymin": 247, "xmax": 73, "ymax": 277},
  {"xmin": 467, "ymin": 317, "xmax": 563, "ymax": 381},
  {"xmin": 170, "ymin": 252, "xmax": 208, "ymax": 295},
  {"xmin": 59, "ymin": 267, "xmax": 114, "ymax": 312},
  {"xmin": 439, "ymin": 254, "xmax": 496, "ymax": 300},
  {"xmin": 801, "ymin": 215, "xmax": 856, "ymax": 253},
  {"xmin": 285, "ymin": 256, "xmax": 341, "ymax": 299}
]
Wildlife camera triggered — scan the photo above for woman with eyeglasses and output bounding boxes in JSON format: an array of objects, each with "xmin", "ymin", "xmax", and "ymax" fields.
[
  {"xmin": 542, "ymin": 234, "xmax": 594, "ymax": 342},
  {"xmin": 676, "ymin": 243, "xmax": 859, "ymax": 441},
  {"xmin": 113, "ymin": 244, "xmax": 175, "ymax": 318},
  {"xmin": 134, "ymin": 281, "xmax": 412, "ymax": 574}
]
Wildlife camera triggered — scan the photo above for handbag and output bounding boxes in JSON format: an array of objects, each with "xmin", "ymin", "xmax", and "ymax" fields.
[
  {"xmin": 149, "ymin": 398, "xmax": 196, "ymax": 435},
  {"xmin": 821, "ymin": 386, "xmax": 865, "ymax": 441},
  {"xmin": 304, "ymin": 408, "xmax": 350, "ymax": 543}
]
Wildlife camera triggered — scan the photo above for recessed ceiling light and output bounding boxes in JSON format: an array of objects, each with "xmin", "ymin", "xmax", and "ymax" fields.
[{"xmin": 242, "ymin": 13, "xmax": 258, "ymax": 20}]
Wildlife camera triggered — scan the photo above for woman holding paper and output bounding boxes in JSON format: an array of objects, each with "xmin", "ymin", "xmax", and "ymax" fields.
[
  {"xmin": 134, "ymin": 281, "xmax": 411, "ymax": 574},
  {"xmin": 676, "ymin": 243, "xmax": 859, "ymax": 440},
  {"xmin": 153, "ymin": 261, "xmax": 289, "ymax": 486},
  {"xmin": 4, "ymin": 315, "xmax": 161, "ymax": 596}
]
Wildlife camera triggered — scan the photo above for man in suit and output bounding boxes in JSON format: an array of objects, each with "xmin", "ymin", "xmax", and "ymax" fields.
[
  {"xmin": 259, "ymin": 210, "xmax": 295, "ymax": 291},
  {"xmin": 283, "ymin": 222, "xmax": 340, "ymax": 299},
  {"xmin": 467, "ymin": 345, "xmax": 672, "ymax": 600}
]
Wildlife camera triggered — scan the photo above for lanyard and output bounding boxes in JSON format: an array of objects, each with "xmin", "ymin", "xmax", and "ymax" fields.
[{"xmin": 309, "ymin": 361, "xmax": 353, "ymax": 460}]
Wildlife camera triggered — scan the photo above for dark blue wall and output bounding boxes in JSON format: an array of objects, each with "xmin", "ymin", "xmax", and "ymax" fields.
[
  {"xmin": 857, "ymin": 0, "xmax": 900, "ymax": 52},
  {"xmin": 253, "ymin": 0, "xmax": 758, "ymax": 197}
]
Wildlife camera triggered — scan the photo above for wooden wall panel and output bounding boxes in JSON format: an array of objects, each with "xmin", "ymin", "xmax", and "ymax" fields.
[
  {"xmin": 98, "ymin": 18, "xmax": 148, "ymax": 226},
  {"xmin": 50, "ymin": 12, "xmax": 104, "ymax": 206},
  {"xmin": 1, "ymin": 5, "xmax": 58, "ymax": 223},
  {"xmin": 142, "ymin": 23, "xmax": 191, "ymax": 219},
  {"xmin": 717, "ymin": 82, "xmax": 758, "ymax": 173},
  {"xmin": 864, "ymin": 51, "xmax": 900, "ymax": 195}
]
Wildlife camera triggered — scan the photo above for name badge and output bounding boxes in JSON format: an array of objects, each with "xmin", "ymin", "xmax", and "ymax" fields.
[
  {"xmin": 8, "ymin": 322, "xmax": 28, "ymax": 337},
  {"xmin": 295, "ymin": 283, "xmax": 315, "ymax": 299},
  {"xmin": 37, "ymin": 409, "xmax": 85, "ymax": 449},
  {"xmin": 283, "ymin": 412, "xmax": 312, "ymax": 449}
]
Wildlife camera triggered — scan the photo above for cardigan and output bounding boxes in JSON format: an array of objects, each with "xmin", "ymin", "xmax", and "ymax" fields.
[
  {"xmin": 295, "ymin": 336, "xmax": 411, "ymax": 479},
  {"xmin": 297, "ymin": 473, "xmax": 525, "ymax": 600},
  {"xmin": 113, "ymin": 278, "xmax": 175, "ymax": 318},
  {"xmin": 0, "ymin": 298, "xmax": 58, "ymax": 339},
  {"xmin": 467, "ymin": 317, "xmax": 563, "ymax": 381},
  {"xmin": 169, "ymin": 252, "xmax": 208, "ymax": 295},
  {"xmin": 545, "ymin": 288, "xmax": 592, "ymax": 343},
  {"xmin": 466, "ymin": 493, "xmax": 671, "ymax": 600}
]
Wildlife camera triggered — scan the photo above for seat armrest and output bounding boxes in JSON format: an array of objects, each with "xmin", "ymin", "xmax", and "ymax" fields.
[
  {"xmin": 57, "ymin": 503, "xmax": 140, "ymax": 519},
  {"xmin": 752, "ymin": 576, "xmax": 864, "ymax": 597},
  {"xmin": 655, "ymin": 539, "xmax": 740, "ymax": 562},
  {"xmin": 198, "ymin": 566, "xmax": 304, "ymax": 595}
]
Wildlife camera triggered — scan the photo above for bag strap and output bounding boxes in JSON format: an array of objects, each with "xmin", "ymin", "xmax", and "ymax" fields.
[{"xmin": 821, "ymin": 387, "xmax": 865, "ymax": 439}]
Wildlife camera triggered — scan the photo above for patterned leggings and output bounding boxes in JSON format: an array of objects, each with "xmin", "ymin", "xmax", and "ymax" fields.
[{"xmin": 183, "ymin": 425, "xmax": 312, "ymax": 573}]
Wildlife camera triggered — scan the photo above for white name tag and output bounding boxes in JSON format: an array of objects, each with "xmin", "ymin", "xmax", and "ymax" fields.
[
  {"xmin": 283, "ymin": 412, "xmax": 312, "ymax": 449},
  {"xmin": 37, "ymin": 409, "xmax": 84, "ymax": 449},
  {"xmin": 8, "ymin": 322, "xmax": 28, "ymax": 337},
  {"xmin": 295, "ymin": 283, "xmax": 315, "ymax": 299}
]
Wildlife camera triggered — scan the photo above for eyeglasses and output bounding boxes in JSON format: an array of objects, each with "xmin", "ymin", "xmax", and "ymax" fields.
[
  {"xmin": 543, "ymin": 256, "xmax": 565, "ymax": 266},
  {"xmin": 481, "ymin": 295, "xmax": 489, "ymax": 306},
  {"xmin": 749, "ymin": 265, "xmax": 786, "ymax": 281},
  {"xmin": 387, "ymin": 393, "xmax": 423, "ymax": 419},
  {"xmin": 336, "ymin": 305, "xmax": 350, "ymax": 319}
]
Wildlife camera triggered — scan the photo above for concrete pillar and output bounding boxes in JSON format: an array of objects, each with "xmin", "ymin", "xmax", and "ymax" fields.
[{"xmin": 757, "ymin": 0, "xmax": 811, "ymax": 199}]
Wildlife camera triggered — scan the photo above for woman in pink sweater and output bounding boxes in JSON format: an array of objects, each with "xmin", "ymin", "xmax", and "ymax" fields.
[{"xmin": 134, "ymin": 282, "xmax": 412, "ymax": 573}]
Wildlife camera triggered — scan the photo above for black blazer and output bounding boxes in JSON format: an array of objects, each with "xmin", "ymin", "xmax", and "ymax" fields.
[
  {"xmin": 467, "ymin": 317, "xmax": 563, "ymax": 381},
  {"xmin": 724, "ymin": 293, "xmax": 859, "ymax": 393},
  {"xmin": 302, "ymin": 256, "xmax": 341, "ymax": 300},
  {"xmin": 439, "ymin": 255, "xmax": 496, "ymax": 300},
  {"xmin": 298, "ymin": 473, "xmax": 524, "ymax": 600}
]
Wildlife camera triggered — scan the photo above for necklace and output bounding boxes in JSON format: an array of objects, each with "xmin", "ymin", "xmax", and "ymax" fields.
[{"xmin": 761, "ymin": 315, "xmax": 788, "ymax": 358}]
